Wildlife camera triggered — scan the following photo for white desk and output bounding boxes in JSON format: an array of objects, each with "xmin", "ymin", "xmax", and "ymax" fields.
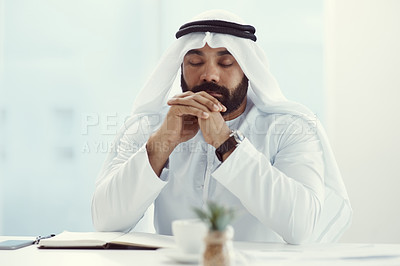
[{"xmin": 1, "ymin": 236, "xmax": 400, "ymax": 266}]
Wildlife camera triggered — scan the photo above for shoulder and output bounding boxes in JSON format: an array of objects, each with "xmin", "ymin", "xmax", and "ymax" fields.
[
  {"xmin": 247, "ymin": 108, "xmax": 320, "ymax": 149},
  {"xmin": 247, "ymin": 107, "xmax": 317, "ymax": 134},
  {"xmin": 269, "ymin": 113, "xmax": 318, "ymax": 136}
]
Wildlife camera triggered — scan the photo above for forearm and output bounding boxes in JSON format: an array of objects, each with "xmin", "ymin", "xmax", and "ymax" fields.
[
  {"xmin": 92, "ymin": 144, "xmax": 167, "ymax": 232},
  {"xmin": 213, "ymin": 139, "xmax": 324, "ymax": 244},
  {"xmin": 146, "ymin": 131, "xmax": 177, "ymax": 176}
]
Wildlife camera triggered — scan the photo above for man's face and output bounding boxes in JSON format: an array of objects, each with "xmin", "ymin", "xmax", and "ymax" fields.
[{"xmin": 181, "ymin": 44, "xmax": 248, "ymax": 115}]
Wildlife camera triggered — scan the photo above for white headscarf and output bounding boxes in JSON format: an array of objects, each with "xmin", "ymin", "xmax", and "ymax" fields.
[{"xmin": 98, "ymin": 10, "xmax": 352, "ymax": 242}]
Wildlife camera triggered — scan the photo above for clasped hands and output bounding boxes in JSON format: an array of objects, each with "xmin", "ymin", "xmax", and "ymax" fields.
[
  {"xmin": 147, "ymin": 91, "xmax": 232, "ymax": 176},
  {"xmin": 161, "ymin": 91, "xmax": 232, "ymax": 149}
]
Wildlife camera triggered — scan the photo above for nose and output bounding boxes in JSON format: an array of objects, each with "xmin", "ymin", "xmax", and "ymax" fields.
[{"xmin": 200, "ymin": 63, "xmax": 220, "ymax": 83}]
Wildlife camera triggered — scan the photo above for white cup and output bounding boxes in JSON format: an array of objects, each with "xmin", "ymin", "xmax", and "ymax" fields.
[{"xmin": 172, "ymin": 219, "xmax": 208, "ymax": 254}]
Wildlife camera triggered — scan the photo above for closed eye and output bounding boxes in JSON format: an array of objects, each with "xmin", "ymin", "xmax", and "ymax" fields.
[
  {"xmin": 189, "ymin": 61, "xmax": 204, "ymax": 66},
  {"xmin": 219, "ymin": 62, "xmax": 233, "ymax": 68},
  {"xmin": 218, "ymin": 56, "xmax": 235, "ymax": 68}
]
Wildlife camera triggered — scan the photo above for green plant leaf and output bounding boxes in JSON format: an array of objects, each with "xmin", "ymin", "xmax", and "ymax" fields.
[
  {"xmin": 192, "ymin": 201, "xmax": 236, "ymax": 231},
  {"xmin": 192, "ymin": 207, "xmax": 209, "ymax": 222}
]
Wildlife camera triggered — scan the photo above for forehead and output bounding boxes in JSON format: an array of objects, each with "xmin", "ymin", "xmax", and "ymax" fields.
[{"xmin": 184, "ymin": 44, "xmax": 232, "ymax": 57}]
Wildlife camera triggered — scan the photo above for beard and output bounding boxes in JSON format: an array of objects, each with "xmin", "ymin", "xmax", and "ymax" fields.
[{"xmin": 181, "ymin": 74, "xmax": 249, "ymax": 115}]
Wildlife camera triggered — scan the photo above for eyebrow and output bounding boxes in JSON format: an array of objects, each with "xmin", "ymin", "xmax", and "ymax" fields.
[
  {"xmin": 185, "ymin": 49, "xmax": 232, "ymax": 57},
  {"xmin": 186, "ymin": 50, "xmax": 203, "ymax": 56},
  {"xmin": 217, "ymin": 50, "xmax": 232, "ymax": 56}
]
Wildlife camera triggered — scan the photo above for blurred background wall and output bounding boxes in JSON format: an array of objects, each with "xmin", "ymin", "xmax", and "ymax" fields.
[
  {"xmin": 0, "ymin": 0, "xmax": 398, "ymax": 243},
  {"xmin": 0, "ymin": 0, "xmax": 323, "ymax": 236},
  {"xmin": 325, "ymin": 0, "xmax": 400, "ymax": 243}
]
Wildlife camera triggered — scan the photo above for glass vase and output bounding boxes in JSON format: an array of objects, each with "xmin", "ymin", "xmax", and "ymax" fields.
[{"xmin": 202, "ymin": 228, "xmax": 234, "ymax": 266}]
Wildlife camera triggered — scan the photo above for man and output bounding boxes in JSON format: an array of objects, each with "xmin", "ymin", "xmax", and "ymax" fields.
[{"xmin": 92, "ymin": 10, "xmax": 352, "ymax": 244}]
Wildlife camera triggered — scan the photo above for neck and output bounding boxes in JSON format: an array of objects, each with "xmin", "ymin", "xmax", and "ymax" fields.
[{"xmin": 223, "ymin": 97, "xmax": 247, "ymax": 121}]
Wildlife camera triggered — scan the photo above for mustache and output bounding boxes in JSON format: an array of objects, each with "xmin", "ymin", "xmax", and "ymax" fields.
[{"xmin": 189, "ymin": 82, "xmax": 230, "ymax": 96}]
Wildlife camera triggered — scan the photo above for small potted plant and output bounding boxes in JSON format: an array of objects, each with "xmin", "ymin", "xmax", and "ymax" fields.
[{"xmin": 193, "ymin": 201, "xmax": 235, "ymax": 266}]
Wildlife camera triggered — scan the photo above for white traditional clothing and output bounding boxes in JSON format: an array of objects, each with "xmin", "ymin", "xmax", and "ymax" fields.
[{"xmin": 92, "ymin": 10, "xmax": 352, "ymax": 244}]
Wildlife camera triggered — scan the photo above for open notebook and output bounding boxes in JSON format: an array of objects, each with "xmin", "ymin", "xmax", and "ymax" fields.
[{"xmin": 38, "ymin": 231, "xmax": 176, "ymax": 250}]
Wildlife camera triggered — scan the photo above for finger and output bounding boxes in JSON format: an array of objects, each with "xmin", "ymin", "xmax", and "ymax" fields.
[
  {"xmin": 167, "ymin": 97, "xmax": 213, "ymax": 112},
  {"xmin": 195, "ymin": 91, "xmax": 227, "ymax": 112},
  {"xmin": 168, "ymin": 92, "xmax": 225, "ymax": 112},
  {"xmin": 170, "ymin": 91, "xmax": 194, "ymax": 99},
  {"xmin": 171, "ymin": 105, "xmax": 209, "ymax": 119},
  {"xmin": 193, "ymin": 91, "xmax": 225, "ymax": 112},
  {"xmin": 170, "ymin": 91, "xmax": 226, "ymax": 111}
]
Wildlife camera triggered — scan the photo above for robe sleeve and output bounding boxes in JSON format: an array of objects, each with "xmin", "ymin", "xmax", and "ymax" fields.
[
  {"xmin": 91, "ymin": 118, "xmax": 168, "ymax": 232},
  {"xmin": 212, "ymin": 116, "xmax": 325, "ymax": 244}
]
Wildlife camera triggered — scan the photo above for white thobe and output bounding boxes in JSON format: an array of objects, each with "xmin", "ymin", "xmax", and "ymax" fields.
[{"xmin": 92, "ymin": 100, "xmax": 325, "ymax": 244}]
